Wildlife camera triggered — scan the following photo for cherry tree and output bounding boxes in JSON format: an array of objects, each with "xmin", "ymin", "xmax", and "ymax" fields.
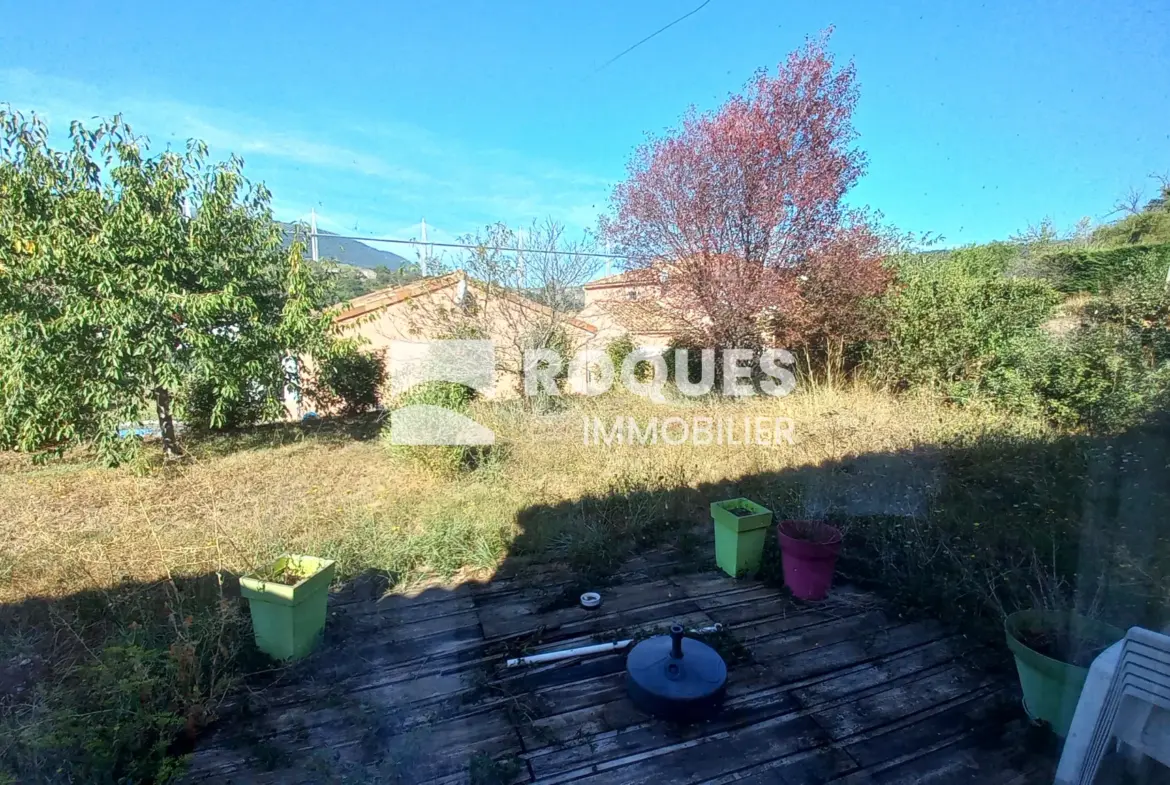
[
  {"xmin": 603, "ymin": 30, "xmax": 889, "ymax": 359},
  {"xmin": 0, "ymin": 110, "xmax": 333, "ymax": 463}
]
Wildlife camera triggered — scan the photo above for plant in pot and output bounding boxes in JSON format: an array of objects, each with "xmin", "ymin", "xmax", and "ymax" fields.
[
  {"xmin": 711, "ymin": 498, "xmax": 773, "ymax": 578},
  {"xmin": 1004, "ymin": 609, "xmax": 1123, "ymax": 738},
  {"xmin": 776, "ymin": 520, "xmax": 842, "ymax": 601},
  {"xmin": 240, "ymin": 554, "xmax": 336, "ymax": 661}
]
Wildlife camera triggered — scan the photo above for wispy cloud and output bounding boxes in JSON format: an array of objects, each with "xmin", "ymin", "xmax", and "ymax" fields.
[{"xmin": 0, "ymin": 68, "xmax": 612, "ymax": 239}]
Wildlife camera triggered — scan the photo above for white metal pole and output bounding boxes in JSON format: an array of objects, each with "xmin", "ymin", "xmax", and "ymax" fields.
[
  {"xmin": 504, "ymin": 624, "xmax": 724, "ymax": 668},
  {"xmin": 506, "ymin": 640, "xmax": 630, "ymax": 668},
  {"xmin": 309, "ymin": 209, "xmax": 319, "ymax": 263}
]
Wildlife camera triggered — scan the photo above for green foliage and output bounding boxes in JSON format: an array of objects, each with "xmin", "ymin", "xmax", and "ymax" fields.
[
  {"xmin": 868, "ymin": 251, "xmax": 1062, "ymax": 391},
  {"xmin": 606, "ymin": 333, "xmax": 655, "ymax": 382},
  {"xmin": 12, "ymin": 585, "xmax": 254, "ymax": 785},
  {"xmin": 1025, "ymin": 257, "xmax": 1170, "ymax": 431},
  {"xmin": 606, "ymin": 333, "xmax": 637, "ymax": 375},
  {"xmin": 525, "ymin": 325, "xmax": 573, "ymax": 392},
  {"xmin": 179, "ymin": 376, "xmax": 278, "ymax": 432},
  {"xmin": 396, "ymin": 381, "xmax": 478, "ymax": 411},
  {"xmin": 0, "ymin": 109, "xmax": 333, "ymax": 463},
  {"xmin": 1031, "ymin": 264, "xmax": 1170, "ymax": 431},
  {"xmin": 1091, "ymin": 206, "xmax": 1170, "ymax": 248},
  {"xmin": 870, "ymin": 242, "xmax": 1170, "ymax": 433},
  {"xmin": 305, "ymin": 344, "xmax": 386, "ymax": 416},
  {"xmin": 43, "ymin": 644, "xmax": 186, "ymax": 783},
  {"xmin": 827, "ymin": 425, "xmax": 1170, "ymax": 643},
  {"xmin": 1039, "ymin": 242, "xmax": 1170, "ymax": 294},
  {"xmin": 1089, "ymin": 262, "xmax": 1170, "ymax": 362},
  {"xmin": 945, "ymin": 241, "xmax": 1019, "ymax": 278},
  {"xmin": 1033, "ymin": 325, "xmax": 1168, "ymax": 432},
  {"xmin": 311, "ymin": 261, "xmax": 421, "ymax": 308},
  {"xmin": 387, "ymin": 382, "xmax": 491, "ymax": 475}
]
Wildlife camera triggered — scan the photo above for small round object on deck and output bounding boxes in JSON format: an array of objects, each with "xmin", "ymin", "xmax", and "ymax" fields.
[
  {"xmin": 625, "ymin": 624, "xmax": 727, "ymax": 722},
  {"xmin": 579, "ymin": 591, "xmax": 601, "ymax": 609}
]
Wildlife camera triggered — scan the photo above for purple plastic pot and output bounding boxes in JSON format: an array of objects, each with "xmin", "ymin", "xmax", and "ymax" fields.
[{"xmin": 777, "ymin": 520, "xmax": 842, "ymax": 601}]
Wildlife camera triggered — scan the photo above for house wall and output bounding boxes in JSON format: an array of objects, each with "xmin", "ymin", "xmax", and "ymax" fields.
[
  {"xmin": 576, "ymin": 301, "xmax": 673, "ymax": 354},
  {"xmin": 334, "ymin": 282, "xmax": 601, "ymax": 402}
]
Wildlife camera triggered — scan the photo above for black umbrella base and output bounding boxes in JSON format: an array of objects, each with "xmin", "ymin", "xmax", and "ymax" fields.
[{"xmin": 625, "ymin": 624, "xmax": 729, "ymax": 723}]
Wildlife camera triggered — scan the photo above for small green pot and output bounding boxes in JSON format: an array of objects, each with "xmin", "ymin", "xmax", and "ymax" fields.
[
  {"xmin": 240, "ymin": 555, "xmax": 335, "ymax": 661},
  {"xmin": 711, "ymin": 498, "xmax": 773, "ymax": 578},
  {"xmin": 1004, "ymin": 610, "xmax": 1123, "ymax": 737}
]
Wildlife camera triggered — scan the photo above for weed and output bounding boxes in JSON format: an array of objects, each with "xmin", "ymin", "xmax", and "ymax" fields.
[
  {"xmin": 3, "ymin": 388, "xmax": 1167, "ymax": 781},
  {"xmin": 469, "ymin": 751, "xmax": 524, "ymax": 785}
]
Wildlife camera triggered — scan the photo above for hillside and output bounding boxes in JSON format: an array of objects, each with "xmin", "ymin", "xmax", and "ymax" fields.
[{"xmin": 279, "ymin": 222, "xmax": 411, "ymax": 270}]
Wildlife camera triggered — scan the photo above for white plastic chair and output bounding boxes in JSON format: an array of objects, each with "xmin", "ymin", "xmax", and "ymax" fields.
[{"xmin": 1055, "ymin": 626, "xmax": 1170, "ymax": 784}]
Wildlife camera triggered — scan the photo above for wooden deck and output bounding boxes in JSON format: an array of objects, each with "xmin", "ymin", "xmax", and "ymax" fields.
[{"xmin": 184, "ymin": 552, "xmax": 1053, "ymax": 784}]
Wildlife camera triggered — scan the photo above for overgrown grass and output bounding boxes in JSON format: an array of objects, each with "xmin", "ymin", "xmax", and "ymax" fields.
[{"xmin": 2, "ymin": 386, "xmax": 1166, "ymax": 782}]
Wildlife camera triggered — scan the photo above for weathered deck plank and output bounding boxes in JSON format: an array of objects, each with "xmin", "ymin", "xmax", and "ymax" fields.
[{"xmin": 183, "ymin": 560, "xmax": 1050, "ymax": 785}]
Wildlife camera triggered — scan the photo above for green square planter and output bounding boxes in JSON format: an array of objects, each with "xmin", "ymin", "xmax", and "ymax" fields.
[
  {"xmin": 240, "ymin": 555, "xmax": 335, "ymax": 661},
  {"xmin": 711, "ymin": 498, "xmax": 773, "ymax": 577}
]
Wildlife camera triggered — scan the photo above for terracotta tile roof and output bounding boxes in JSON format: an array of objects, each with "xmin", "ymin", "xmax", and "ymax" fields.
[
  {"xmin": 486, "ymin": 285, "xmax": 598, "ymax": 334},
  {"xmin": 333, "ymin": 272, "xmax": 598, "ymax": 334},
  {"xmin": 595, "ymin": 299, "xmax": 682, "ymax": 335},
  {"xmin": 333, "ymin": 273, "xmax": 463, "ymax": 322},
  {"xmin": 583, "ymin": 268, "xmax": 659, "ymax": 289}
]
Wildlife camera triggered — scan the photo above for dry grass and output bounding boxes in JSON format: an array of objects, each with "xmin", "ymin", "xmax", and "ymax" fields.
[
  {"xmin": 3, "ymin": 385, "xmax": 1166, "ymax": 783},
  {"xmin": 1, "ymin": 385, "xmax": 1036, "ymax": 605}
]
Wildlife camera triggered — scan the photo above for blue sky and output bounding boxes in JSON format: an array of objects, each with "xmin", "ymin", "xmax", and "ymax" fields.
[{"xmin": 2, "ymin": 0, "xmax": 1167, "ymax": 258}]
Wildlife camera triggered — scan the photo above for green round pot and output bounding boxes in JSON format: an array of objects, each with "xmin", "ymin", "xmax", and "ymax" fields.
[{"xmin": 1004, "ymin": 610, "xmax": 1123, "ymax": 738}]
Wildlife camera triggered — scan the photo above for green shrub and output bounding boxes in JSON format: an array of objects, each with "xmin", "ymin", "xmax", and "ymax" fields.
[
  {"xmin": 306, "ymin": 346, "xmax": 386, "ymax": 416},
  {"xmin": 522, "ymin": 325, "xmax": 572, "ymax": 394},
  {"xmin": 1088, "ymin": 259, "xmax": 1170, "ymax": 363},
  {"xmin": 777, "ymin": 426, "xmax": 1170, "ymax": 645},
  {"xmin": 43, "ymin": 644, "xmax": 187, "ymax": 783},
  {"xmin": 666, "ymin": 334, "xmax": 733, "ymax": 392},
  {"xmin": 606, "ymin": 334, "xmax": 656, "ymax": 383},
  {"xmin": 387, "ymin": 382, "xmax": 492, "ymax": 475},
  {"xmin": 1040, "ymin": 242, "xmax": 1170, "ymax": 294},
  {"xmin": 867, "ymin": 247, "xmax": 1170, "ymax": 432},
  {"xmin": 606, "ymin": 334, "xmax": 637, "ymax": 377},
  {"xmin": 867, "ymin": 255, "xmax": 1061, "ymax": 391},
  {"xmin": 396, "ymin": 380, "xmax": 478, "ymax": 410},
  {"xmin": 1090, "ymin": 201, "xmax": 1170, "ymax": 247},
  {"xmin": 10, "ymin": 584, "xmax": 253, "ymax": 784},
  {"xmin": 1035, "ymin": 325, "xmax": 1168, "ymax": 433},
  {"xmin": 1028, "ymin": 260, "xmax": 1170, "ymax": 431},
  {"xmin": 178, "ymin": 376, "xmax": 276, "ymax": 432},
  {"xmin": 946, "ymin": 241, "xmax": 1019, "ymax": 278}
]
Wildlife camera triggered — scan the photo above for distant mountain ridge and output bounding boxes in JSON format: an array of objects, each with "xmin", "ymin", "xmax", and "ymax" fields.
[{"xmin": 279, "ymin": 222, "xmax": 411, "ymax": 271}]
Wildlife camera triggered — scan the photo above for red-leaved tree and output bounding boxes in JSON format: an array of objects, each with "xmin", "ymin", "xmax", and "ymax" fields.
[
  {"xmin": 602, "ymin": 30, "xmax": 890, "ymax": 365},
  {"xmin": 764, "ymin": 217, "xmax": 891, "ymax": 382}
]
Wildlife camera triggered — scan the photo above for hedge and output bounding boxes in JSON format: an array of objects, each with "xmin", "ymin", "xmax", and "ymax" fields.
[{"xmin": 1041, "ymin": 242, "xmax": 1170, "ymax": 294}]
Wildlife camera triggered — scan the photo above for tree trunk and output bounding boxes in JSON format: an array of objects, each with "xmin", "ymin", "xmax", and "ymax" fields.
[{"xmin": 154, "ymin": 387, "xmax": 182, "ymax": 459}]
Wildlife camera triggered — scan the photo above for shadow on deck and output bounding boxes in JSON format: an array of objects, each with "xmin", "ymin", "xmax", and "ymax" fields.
[{"xmin": 181, "ymin": 545, "xmax": 1052, "ymax": 785}]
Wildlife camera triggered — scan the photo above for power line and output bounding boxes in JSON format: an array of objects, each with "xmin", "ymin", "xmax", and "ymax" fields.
[
  {"xmin": 285, "ymin": 229, "xmax": 631, "ymax": 260},
  {"xmin": 596, "ymin": 0, "xmax": 713, "ymax": 72}
]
